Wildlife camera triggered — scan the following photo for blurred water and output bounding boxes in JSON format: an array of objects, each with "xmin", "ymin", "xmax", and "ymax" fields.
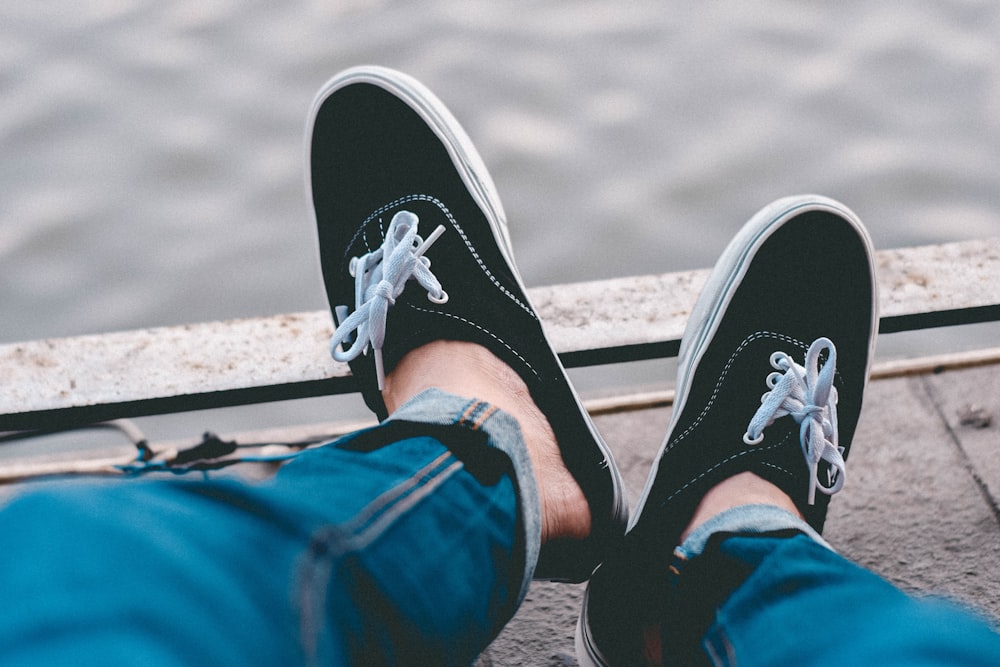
[{"xmin": 3, "ymin": 1, "xmax": 1000, "ymax": 440}]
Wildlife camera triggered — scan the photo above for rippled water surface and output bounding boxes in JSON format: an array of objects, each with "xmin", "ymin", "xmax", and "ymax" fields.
[{"xmin": 3, "ymin": 1, "xmax": 1000, "ymax": 437}]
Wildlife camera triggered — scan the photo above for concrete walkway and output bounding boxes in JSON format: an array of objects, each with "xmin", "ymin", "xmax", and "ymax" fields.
[
  {"xmin": 2, "ymin": 359, "xmax": 998, "ymax": 665},
  {"xmin": 482, "ymin": 362, "xmax": 1000, "ymax": 665}
]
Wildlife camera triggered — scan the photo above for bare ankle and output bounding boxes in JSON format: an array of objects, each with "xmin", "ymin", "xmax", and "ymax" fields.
[
  {"xmin": 383, "ymin": 340, "xmax": 591, "ymax": 543},
  {"xmin": 680, "ymin": 472, "xmax": 802, "ymax": 544}
]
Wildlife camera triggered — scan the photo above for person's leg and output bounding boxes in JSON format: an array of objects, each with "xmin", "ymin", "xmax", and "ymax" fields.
[
  {"xmin": 0, "ymin": 64, "xmax": 627, "ymax": 665},
  {"xmin": 307, "ymin": 65, "xmax": 627, "ymax": 583},
  {"xmin": 0, "ymin": 401, "xmax": 517, "ymax": 665},
  {"xmin": 0, "ymin": 339, "xmax": 589, "ymax": 665},
  {"xmin": 580, "ymin": 196, "xmax": 1000, "ymax": 665},
  {"xmin": 576, "ymin": 195, "xmax": 895, "ymax": 664},
  {"xmin": 672, "ymin": 501, "xmax": 1000, "ymax": 667}
]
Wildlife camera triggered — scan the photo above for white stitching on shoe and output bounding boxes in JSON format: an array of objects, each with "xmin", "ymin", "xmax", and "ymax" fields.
[
  {"xmin": 662, "ymin": 432, "xmax": 794, "ymax": 505},
  {"xmin": 336, "ymin": 195, "xmax": 542, "ymax": 381},
  {"xmin": 404, "ymin": 303, "xmax": 541, "ymax": 379},
  {"xmin": 353, "ymin": 194, "xmax": 536, "ymax": 320},
  {"xmin": 758, "ymin": 460, "xmax": 796, "ymax": 479},
  {"xmin": 656, "ymin": 331, "xmax": 807, "ymax": 506},
  {"xmin": 666, "ymin": 331, "xmax": 807, "ymax": 454}
]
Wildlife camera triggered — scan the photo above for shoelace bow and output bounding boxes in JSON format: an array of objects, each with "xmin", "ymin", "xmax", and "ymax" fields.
[
  {"xmin": 742, "ymin": 337, "xmax": 845, "ymax": 505},
  {"xmin": 329, "ymin": 210, "xmax": 447, "ymax": 389}
]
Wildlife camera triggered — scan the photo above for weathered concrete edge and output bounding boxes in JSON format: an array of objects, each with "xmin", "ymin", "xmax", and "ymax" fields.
[{"xmin": 2, "ymin": 238, "xmax": 998, "ymax": 429}]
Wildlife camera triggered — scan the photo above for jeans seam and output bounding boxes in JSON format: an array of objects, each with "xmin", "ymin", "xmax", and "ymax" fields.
[
  {"xmin": 456, "ymin": 399, "xmax": 499, "ymax": 430},
  {"xmin": 295, "ymin": 447, "xmax": 464, "ymax": 664},
  {"xmin": 346, "ymin": 451, "xmax": 456, "ymax": 542}
]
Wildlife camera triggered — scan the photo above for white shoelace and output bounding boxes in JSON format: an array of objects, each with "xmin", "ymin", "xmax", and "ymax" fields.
[
  {"xmin": 742, "ymin": 337, "xmax": 845, "ymax": 505},
  {"xmin": 329, "ymin": 210, "xmax": 448, "ymax": 389}
]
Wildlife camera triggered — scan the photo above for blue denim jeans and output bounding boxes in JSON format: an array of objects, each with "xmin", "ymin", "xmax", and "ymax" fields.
[
  {"xmin": 0, "ymin": 389, "xmax": 539, "ymax": 666},
  {"xmin": 672, "ymin": 505, "xmax": 1000, "ymax": 666},
  {"xmin": 3, "ymin": 391, "xmax": 1000, "ymax": 666}
]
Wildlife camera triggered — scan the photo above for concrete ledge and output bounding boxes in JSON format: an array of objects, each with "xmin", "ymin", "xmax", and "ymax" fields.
[{"xmin": 2, "ymin": 238, "xmax": 999, "ymax": 430}]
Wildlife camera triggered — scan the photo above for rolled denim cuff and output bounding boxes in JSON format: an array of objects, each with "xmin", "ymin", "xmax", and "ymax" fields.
[
  {"xmin": 387, "ymin": 388, "xmax": 540, "ymax": 606},
  {"xmin": 676, "ymin": 504, "xmax": 832, "ymax": 562}
]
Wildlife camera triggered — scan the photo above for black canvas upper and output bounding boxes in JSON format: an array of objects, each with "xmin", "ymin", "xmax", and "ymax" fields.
[
  {"xmin": 630, "ymin": 209, "xmax": 876, "ymax": 558},
  {"xmin": 578, "ymin": 199, "xmax": 878, "ymax": 666},
  {"xmin": 308, "ymin": 70, "xmax": 627, "ymax": 582}
]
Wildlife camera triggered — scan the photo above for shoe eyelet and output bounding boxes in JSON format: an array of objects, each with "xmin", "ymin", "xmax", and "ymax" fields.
[
  {"xmin": 348, "ymin": 256, "xmax": 359, "ymax": 278},
  {"xmin": 428, "ymin": 290, "xmax": 449, "ymax": 305},
  {"xmin": 743, "ymin": 431, "xmax": 764, "ymax": 446}
]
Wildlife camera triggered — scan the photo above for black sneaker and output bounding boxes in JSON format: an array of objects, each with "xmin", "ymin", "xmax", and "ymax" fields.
[
  {"xmin": 306, "ymin": 66, "xmax": 627, "ymax": 583},
  {"xmin": 576, "ymin": 195, "xmax": 878, "ymax": 665}
]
